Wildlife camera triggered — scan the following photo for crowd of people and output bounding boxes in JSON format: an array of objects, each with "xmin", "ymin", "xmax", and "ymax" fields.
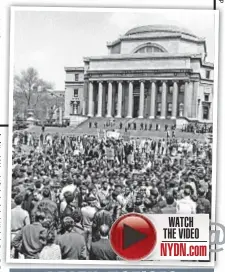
[
  {"xmin": 11, "ymin": 129, "xmax": 212, "ymax": 260},
  {"xmin": 182, "ymin": 123, "xmax": 213, "ymax": 134}
]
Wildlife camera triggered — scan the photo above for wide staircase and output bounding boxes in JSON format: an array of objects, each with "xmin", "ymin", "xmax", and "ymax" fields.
[{"xmin": 75, "ymin": 117, "xmax": 177, "ymax": 137}]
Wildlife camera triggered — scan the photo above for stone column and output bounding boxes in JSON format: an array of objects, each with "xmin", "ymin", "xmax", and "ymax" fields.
[
  {"xmin": 138, "ymin": 80, "xmax": 145, "ymax": 118},
  {"xmin": 83, "ymin": 80, "xmax": 88, "ymax": 115},
  {"xmin": 171, "ymin": 81, "xmax": 178, "ymax": 119},
  {"xmin": 198, "ymin": 100, "xmax": 202, "ymax": 120},
  {"xmin": 160, "ymin": 80, "xmax": 167, "ymax": 119},
  {"xmin": 82, "ymin": 101, "xmax": 86, "ymax": 115},
  {"xmin": 96, "ymin": 81, "xmax": 103, "ymax": 117},
  {"xmin": 184, "ymin": 81, "xmax": 190, "ymax": 118},
  {"xmin": 102, "ymin": 83, "xmax": 107, "ymax": 116},
  {"xmin": 106, "ymin": 81, "xmax": 113, "ymax": 118},
  {"xmin": 111, "ymin": 82, "xmax": 116, "ymax": 116},
  {"xmin": 116, "ymin": 81, "xmax": 123, "ymax": 118},
  {"xmin": 59, "ymin": 107, "xmax": 63, "ymax": 124},
  {"xmin": 88, "ymin": 81, "xmax": 93, "ymax": 117},
  {"xmin": 192, "ymin": 81, "xmax": 199, "ymax": 119},
  {"xmin": 149, "ymin": 80, "xmax": 156, "ymax": 119},
  {"xmin": 126, "ymin": 81, "xmax": 133, "ymax": 118}
]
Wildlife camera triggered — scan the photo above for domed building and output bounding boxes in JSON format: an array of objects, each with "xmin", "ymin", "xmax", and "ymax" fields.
[{"xmin": 65, "ymin": 25, "xmax": 214, "ymax": 126}]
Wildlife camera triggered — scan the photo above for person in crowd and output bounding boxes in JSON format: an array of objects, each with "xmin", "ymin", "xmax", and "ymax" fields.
[
  {"xmin": 92, "ymin": 199, "xmax": 113, "ymax": 241},
  {"xmin": 11, "ymin": 193, "xmax": 30, "ymax": 235},
  {"xmin": 73, "ymin": 209, "xmax": 85, "ymax": 236},
  {"xmin": 90, "ymin": 224, "xmax": 117, "ymax": 260},
  {"xmin": 61, "ymin": 191, "xmax": 76, "ymax": 219},
  {"xmin": 161, "ymin": 194, "xmax": 177, "ymax": 214},
  {"xmin": 197, "ymin": 188, "xmax": 211, "ymax": 215},
  {"xmin": 81, "ymin": 197, "xmax": 98, "ymax": 252},
  {"xmin": 39, "ymin": 229, "xmax": 61, "ymax": 260},
  {"xmin": 176, "ymin": 188, "xmax": 197, "ymax": 214},
  {"xmin": 12, "ymin": 211, "xmax": 47, "ymax": 259},
  {"xmin": 11, "ymin": 193, "xmax": 30, "ymax": 258},
  {"xmin": 56, "ymin": 216, "xmax": 87, "ymax": 260}
]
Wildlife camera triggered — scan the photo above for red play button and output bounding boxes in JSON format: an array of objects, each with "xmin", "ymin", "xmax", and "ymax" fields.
[{"xmin": 110, "ymin": 213, "xmax": 157, "ymax": 261}]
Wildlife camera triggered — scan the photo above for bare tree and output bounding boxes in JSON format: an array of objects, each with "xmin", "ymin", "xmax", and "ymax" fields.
[{"xmin": 14, "ymin": 67, "xmax": 53, "ymax": 107}]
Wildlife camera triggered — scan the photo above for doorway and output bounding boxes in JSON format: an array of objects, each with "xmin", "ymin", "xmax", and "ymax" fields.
[{"xmin": 133, "ymin": 95, "xmax": 139, "ymax": 118}]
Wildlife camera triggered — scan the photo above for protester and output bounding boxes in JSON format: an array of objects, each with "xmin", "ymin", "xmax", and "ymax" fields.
[
  {"xmin": 39, "ymin": 230, "xmax": 61, "ymax": 260},
  {"xmin": 12, "ymin": 211, "xmax": 47, "ymax": 259},
  {"xmin": 11, "ymin": 193, "xmax": 30, "ymax": 258},
  {"xmin": 56, "ymin": 216, "xmax": 87, "ymax": 260},
  {"xmin": 11, "ymin": 193, "xmax": 30, "ymax": 235},
  {"xmin": 90, "ymin": 224, "xmax": 117, "ymax": 260}
]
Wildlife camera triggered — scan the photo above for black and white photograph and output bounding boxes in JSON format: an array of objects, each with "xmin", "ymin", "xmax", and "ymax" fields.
[{"xmin": 8, "ymin": 7, "xmax": 217, "ymax": 262}]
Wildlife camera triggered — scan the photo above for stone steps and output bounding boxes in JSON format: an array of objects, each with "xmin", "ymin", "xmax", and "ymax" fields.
[
  {"xmin": 69, "ymin": 115, "xmax": 88, "ymax": 127},
  {"xmin": 75, "ymin": 117, "xmax": 177, "ymax": 135}
]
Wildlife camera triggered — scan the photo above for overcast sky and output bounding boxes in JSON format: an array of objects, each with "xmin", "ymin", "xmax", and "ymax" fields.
[{"xmin": 13, "ymin": 8, "xmax": 216, "ymax": 90}]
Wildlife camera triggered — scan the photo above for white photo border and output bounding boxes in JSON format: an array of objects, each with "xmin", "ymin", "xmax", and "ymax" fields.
[{"xmin": 6, "ymin": 6, "xmax": 219, "ymax": 267}]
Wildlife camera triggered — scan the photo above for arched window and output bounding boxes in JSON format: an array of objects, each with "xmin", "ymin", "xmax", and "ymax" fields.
[{"xmin": 135, "ymin": 45, "xmax": 164, "ymax": 54}]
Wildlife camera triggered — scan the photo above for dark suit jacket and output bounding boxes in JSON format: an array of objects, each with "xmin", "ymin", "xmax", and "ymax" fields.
[
  {"xmin": 56, "ymin": 232, "xmax": 86, "ymax": 260},
  {"xmin": 90, "ymin": 238, "xmax": 117, "ymax": 260},
  {"xmin": 92, "ymin": 210, "xmax": 113, "ymax": 241}
]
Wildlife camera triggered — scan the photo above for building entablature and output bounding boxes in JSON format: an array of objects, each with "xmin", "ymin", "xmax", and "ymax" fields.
[
  {"xmin": 85, "ymin": 71, "xmax": 213, "ymax": 83},
  {"xmin": 84, "ymin": 55, "xmax": 213, "ymax": 75},
  {"xmin": 64, "ymin": 67, "xmax": 84, "ymax": 72},
  {"xmin": 84, "ymin": 53, "xmax": 206, "ymax": 62},
  {"xmin": 65, "ymin": 81, "xmax": 84, "ymax": 87}
]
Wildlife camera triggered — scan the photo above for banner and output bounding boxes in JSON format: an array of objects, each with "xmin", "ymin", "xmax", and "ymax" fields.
[
  {"xmin": 106, "ymin": 131, "xmax": 120, "ymax": 139},
  {"xmin": 105, "ymin": 147, "xmax": 115, "ymax": 160}
]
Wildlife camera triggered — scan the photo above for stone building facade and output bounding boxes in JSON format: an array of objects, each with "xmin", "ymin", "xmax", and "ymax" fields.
[{"xmin": 65, "ymin": 25, "xmax": 214, "ymax": 124}]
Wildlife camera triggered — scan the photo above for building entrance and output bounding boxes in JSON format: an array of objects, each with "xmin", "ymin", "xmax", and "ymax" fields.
[{"xmin": 133, "ymin": 95, "xmax": 139, "ymax": 118}]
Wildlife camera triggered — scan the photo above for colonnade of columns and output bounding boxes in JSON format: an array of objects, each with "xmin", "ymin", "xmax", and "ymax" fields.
[{"xmin": 87, "ymin": 79, "xmax": 192, "ymax": 119}]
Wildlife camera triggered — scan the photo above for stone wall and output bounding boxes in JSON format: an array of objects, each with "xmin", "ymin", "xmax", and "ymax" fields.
[
  {"xmin": 64, "ymin": 85, "xmax": 84, "ymax": 118},
  {"xmin": 66, "ymin": 71, "xmax": 84, "ymax": 82},
  {"xmin": 89, "ymin": 57, "xmax": 190, "ymax": 71},
  {"xmin": 197, "ymin": 82, "xmax": 213, "ymax": 121},
  {"xmin": 117, "ymin": 37, "xmax": 205, "ymax": 56}
]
